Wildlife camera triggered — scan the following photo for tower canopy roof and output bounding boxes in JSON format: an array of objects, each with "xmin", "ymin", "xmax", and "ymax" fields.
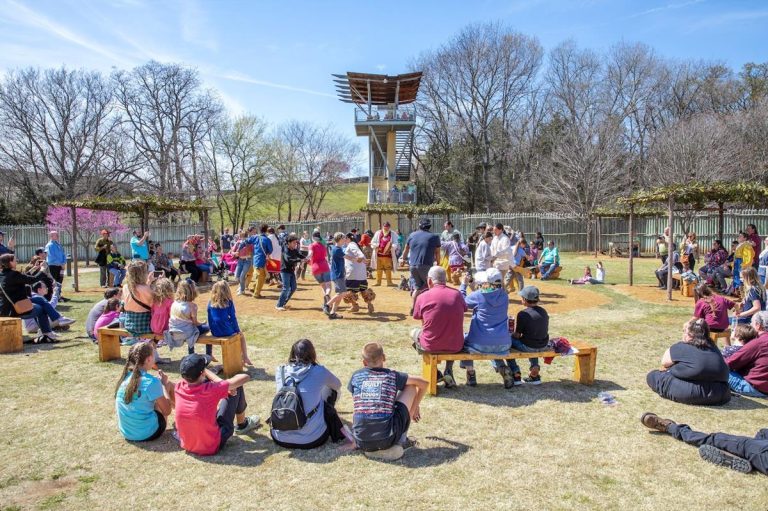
[{"xmin": 333, "ymin": 71, "xmax": 422, "ymax": 105}]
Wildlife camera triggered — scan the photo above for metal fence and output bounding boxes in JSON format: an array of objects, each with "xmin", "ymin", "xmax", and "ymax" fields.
[
  {"xmin": 0, "ymin": 223, "xmax": 204, "ymax": 262},
  {"xmin": 239, "ymin": 208, "xmax": 768, "ymax": 253}
]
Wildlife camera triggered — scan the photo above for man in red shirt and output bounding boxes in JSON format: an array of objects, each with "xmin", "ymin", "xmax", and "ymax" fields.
[
  {"xmin": 174, "ymin": 354, "xmax": 260, "ymax": 456},
  {"xmin": 726, "ymin": 311, "xmax": 768, "ymax": 397},
  {"xmin": 411, "ymin": 266, "xmax": 467, "ymax": 388}
]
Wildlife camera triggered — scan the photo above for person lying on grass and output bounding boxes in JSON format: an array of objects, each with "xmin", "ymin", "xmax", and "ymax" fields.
[
  {"xmin": 348, "ymin": 342, "xmax": 428, "ymax": 459},
  {"xmin": 270, "ymin": 339, "xmax": 352, "ymax": 450},
  {"xmin": 641, "ymin": 412, "xmax": 768, "ymax": 475},
  {"xmin": 173, "ymin": 353, "xmax": 260, "ymax": 456},
  {"xmin": 115, "ymin": 342, "xmax": 174, "ymax": 442}
]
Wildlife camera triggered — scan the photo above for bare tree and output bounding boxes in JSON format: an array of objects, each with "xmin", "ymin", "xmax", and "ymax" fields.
[
  {"xmin": 0, "ymin": 67, "xmax": 129, "ymax": 200},
  {"xmin": 203, "ymin": 115, "xmax": 270, "ymax": 230}
]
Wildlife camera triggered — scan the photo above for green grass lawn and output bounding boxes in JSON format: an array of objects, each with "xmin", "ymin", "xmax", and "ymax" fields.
[{"xmin": 1, "ymin": 254, "xmax": 767, "ymax": 511}]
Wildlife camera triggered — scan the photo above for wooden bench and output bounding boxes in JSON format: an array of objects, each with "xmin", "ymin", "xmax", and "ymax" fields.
[
  {"xmin": 0, "ymin": 317, "xmax": 23, "ymax": 354},
  {"xmin": 709, "ymin": 328, "xmax": 731, "ymax": 344},
  {"xmin": 527, "ymin": 265, "xmax": 563, "ymax": 280},
  {"xmin": 421, "ymin": 339, "xmax": 597, "ymax": 396},
  {"xmin": 97, "ymin": 327, "xmax": 243, "ymax": 377}
]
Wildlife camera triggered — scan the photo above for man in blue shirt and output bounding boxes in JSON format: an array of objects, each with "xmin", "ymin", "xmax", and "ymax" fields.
[
  {"xmin": 45, "ymin": 230, "xmax": 67, "ymax": 291},
  {"xmin": 245, "ymin": 224, "xmax": 272, "ymax": 299},
  {"xmin": 0, "ymin": 231, "xmax": 15, "ymax": 256},
  {"xmin": 538, "ymin": 240, "xmax": 560, "ymax": 280},
  {"xmin": 400, "ymin": 218, "xmax": 441, "ymax": 315},
  {"xmin": 130, "ymin": 229, "xmax": 151, "ymax": 261}
]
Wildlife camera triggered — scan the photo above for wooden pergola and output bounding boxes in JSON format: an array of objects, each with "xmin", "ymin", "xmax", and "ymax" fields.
[
  {"xmin": 54, "ymin": 197, "xmax": 212, "ymax": 292},
  {"xmin": 360, "ymin": 202, "xmax": 458, "ymax": 228},
  {"xmin": 617, "ymin": 181, "xmax": 768, "ymax": 300}
]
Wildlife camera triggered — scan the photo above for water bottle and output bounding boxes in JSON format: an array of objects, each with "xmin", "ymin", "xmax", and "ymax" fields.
[{"xmin": 598, "ymin": 391, "xmax": 618, "ymax": 406}]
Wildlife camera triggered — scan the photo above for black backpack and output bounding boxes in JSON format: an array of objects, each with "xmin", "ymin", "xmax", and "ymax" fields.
[{"xmin": 269, "ymin": 366, "xmax": 318, "ymax": 431}]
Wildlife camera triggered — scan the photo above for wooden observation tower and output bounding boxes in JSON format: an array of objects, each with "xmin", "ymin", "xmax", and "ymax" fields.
[{"xmin": 333, "ymin": 71, "xmax": 422, "ymax": 206}]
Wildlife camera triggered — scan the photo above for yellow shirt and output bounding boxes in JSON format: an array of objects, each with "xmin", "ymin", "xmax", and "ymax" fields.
[{"xmin": 735, "ymin": 242, "xmax": 755, "ymax": 267}]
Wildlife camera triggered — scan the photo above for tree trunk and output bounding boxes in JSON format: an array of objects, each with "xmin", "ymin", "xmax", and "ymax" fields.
[
  {"xmin": 71, "ymin": 206, "xmax": 79, "ymax": 293},
  {"xmin": 667, "ymin": 198, "xmax": 674, "ymax": 302},
  {"xmin": 628, "ymin": 205, "xmax": 635, "ymax": 286}
]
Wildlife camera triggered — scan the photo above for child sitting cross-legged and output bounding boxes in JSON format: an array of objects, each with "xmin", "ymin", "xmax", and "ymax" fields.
[
  {"xmin": 207, "ymin": 281, "xmax": 252, "ymax": 366},
  {"xmin": 94, "ymin": 297, "xmax": 121, "ymax": 334},
  {"xmin": 347, "ymin": 342, "xmax": 428, "ymax": 460}
]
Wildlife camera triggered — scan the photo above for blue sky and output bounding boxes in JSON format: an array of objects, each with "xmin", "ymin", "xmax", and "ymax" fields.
[{"xmin": 1, "ymin": 0, "xmax": 767, "ymax": 166}]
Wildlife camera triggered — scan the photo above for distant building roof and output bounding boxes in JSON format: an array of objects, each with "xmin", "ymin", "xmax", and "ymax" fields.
[{"xmin": 333, "ymin": 71, "xmax": 422, "ymax": 105}]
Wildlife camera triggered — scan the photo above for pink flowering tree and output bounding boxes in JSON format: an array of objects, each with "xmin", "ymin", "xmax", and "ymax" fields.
[{"xmin": 46, "ymin": 207, "xmax": 129, "ymax": 266}]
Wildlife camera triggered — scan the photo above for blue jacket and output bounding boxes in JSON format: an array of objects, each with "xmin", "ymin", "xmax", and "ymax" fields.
[
  {"xmin": 45, "ymin": 240, "xmax": 67, "ymax": 266},
  {"xmin": 461, "ymin": 285, "xmax": 510, "ymax": 347},
  {"xmin": 248, "ymin": 234, "xmax": 272, "ymax": 269},
  {"xmin": 207, "ymin": 301, "xmax": 240, "ymax": 337}
]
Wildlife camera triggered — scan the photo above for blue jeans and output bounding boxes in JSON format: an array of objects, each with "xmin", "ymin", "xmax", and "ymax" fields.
[
  {"xmin": 30, "ymin": 296, "xmax": 61, "ymax": 322},
  {"xmin": 277, "ymin": 272, "xmax": 297, "ymax": 307},
  {"xmin": 109, "ymin": 268, "xmax": 125, "ymax": 286},
  {"xmin": 235, "ymin": 258, "xmax": 252, "ymax": 293},
  {"xmin": 459, "ymin": 339, "xmax": 511, "ymax": 371},
  {"xmin": 502, "ymin": 338, "xmax": 541, "ymax": 374},
  {"xmin": 20, "ymin": 304, "xmax": 52, "ymax": 334},
  {"xmin": 197, "ymin": 263, "xmax": 212, "ymax": 274},
  {"xmin": 540, "ymin": 262, "xmax": 558, "ymax": 279},
  {"xmin": 729, "ymin": 371, "xmax": 767, "ymax": 397},
  {"xmin": 733, "ymin": 258, "xmax": 743, "ymax": 289}
]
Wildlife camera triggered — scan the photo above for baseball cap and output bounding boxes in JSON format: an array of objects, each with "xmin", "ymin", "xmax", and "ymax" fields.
[
  {"xmin": 476, "ymin": 222, "xmax": 487, "ymax": 230},
  {"xmin": 180, "ymin": 353, "xmax": 212, "ymax": 382},
  {"xmin": 485, "ymin": 268, "xmax": 503, "ymax": 283},
  {"xmin": 518, "ymin": 285, "xmax": 540, "ymax": 302},
  {"xmin": 418, "ymin": 218, "xmax": 432, "ymax": 229}
]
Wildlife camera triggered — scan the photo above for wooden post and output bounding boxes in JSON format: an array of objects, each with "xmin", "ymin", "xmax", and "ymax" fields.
[
  {"xmin": 718, "ymin": 201, "xmax": 724, "ymax": 242},
  {"xmin": 142, "ymin": 204, "xmax": 149, "ymax": 234},
  {"xmin": 70, "ymin": 206, "xmax": 79, "ymax": 292},
  {"xmin": 667, "ymin": 198, "xmax": 674, "ymax": 301},
  {"xmin": 628, "ymin": 205, "xmax": 634, "ymax": 286}
]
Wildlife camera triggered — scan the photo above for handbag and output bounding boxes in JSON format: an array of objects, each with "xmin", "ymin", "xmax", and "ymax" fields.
[
  {"xmin": 0, "ymin": 280, "xmax": 33, "ymax": 315},
  {"xmin": 260, "ymin": 236, "xmax": 281, "ymax": 272}
]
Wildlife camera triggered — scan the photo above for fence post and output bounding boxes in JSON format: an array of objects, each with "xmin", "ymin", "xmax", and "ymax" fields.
[{"xmin": 70, "ymin": 206, "xmax": 79, "ymax": 293}]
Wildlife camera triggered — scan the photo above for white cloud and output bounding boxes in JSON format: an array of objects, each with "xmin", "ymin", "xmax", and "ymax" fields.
[
  {"xmin": 685, "ymin": 9, "xmax": 768, "ymax": 32},
  {"xmin": 219, "ymin": 71, "xmax": 336, "ymax": 99},
  {"xmin": 179, "ymin": 0, "xmax": 218, "ymax": 52}
]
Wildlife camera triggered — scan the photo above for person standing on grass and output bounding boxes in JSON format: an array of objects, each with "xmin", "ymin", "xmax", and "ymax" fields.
[
  {"xmin": 371, "ymin": 222, "xmax": 399, "ymax": 287},
  {"xmin": 232, "ymin": 229, "xmax": 254, "ymax": 296},
  {"xmin": 130, "ymin": 229, "xmax": 151, "ymax": 262},
  {"xmin": 646, "ymin": 319, "xmax": 731, "ymax": 406},
  {"xmin": 94, "ymin": 229, "xmax": 113, "ymax": 288},
  {"xmin": 220, "ymin": 228, "xmax": 233, "ymax": 252},
  {"xmin": 270, "ymin": 339, "xmax": 351, "ymax": 449},
  {"xmin": 474, "ymin": 231, "xmax": 493, "ymax": 271},
  {"xmin": 759, "ymin": 236, "xmax": 768, "ymax": 286},
  {"xmin": 400, "ymin": 218, "xmax": 441, "ymax": 315},
  {"xmin": 325, "ymin": 232, "xmax": 347, "ymax": 320},
  {"xmin": 348, "ymin": 342, "xmax": 428, "ymax": 460},
  {"xmin": 344, "ymin": 232, "xmax": 374, "ymax": 314},
  {"xmin": 276, "ymin": 235, "xmax": 306, "ymax": 312},
  {"xmin": 0, "ymin": 230, "xmax": 15, "ymax": 256},
  {"xmin": 115, "ymin": 342, "xmax": 174, "ymax": 442},
  {"xmin": 45, "ymin": 230, "xmax": 67, "ymax": 299},
  {"xmin": 733, "ymin": 232, "xmax": 755, "ymax": 292},
  {"xmin": 411, "ymin": 266, "xmax": 467, "ymax": 388},
  {"xmin": 307, "ymin": 232, "xmax": 333, "ymax": 314},
  {"xmin": 298, "ymin": 231, "xmax": 312, "ymax": 280},
  {"xmin": 246, "ymin": 224, "xmax": 272, "ymax": 298},
  {"xmin": 174, "ymin": 354, "xmax": 260, "ymax": 456},
  {"xmin": 208, "ymin": 281, "xmax": 252, "ymax": 366}
]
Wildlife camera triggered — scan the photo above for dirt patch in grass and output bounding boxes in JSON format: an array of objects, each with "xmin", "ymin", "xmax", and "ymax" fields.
[
  {"xmin": 3, "ymin": 476, "xmax": 78, "ymax": 510},
  {"xmin": 612, "ymin": 284, "xmax": 694, "ymax": 307}
]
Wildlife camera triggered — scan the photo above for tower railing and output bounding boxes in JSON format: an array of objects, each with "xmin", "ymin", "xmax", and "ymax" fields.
[{"xmin": 355, "ymin": 105, "xmax": 416, "ymax": 123}]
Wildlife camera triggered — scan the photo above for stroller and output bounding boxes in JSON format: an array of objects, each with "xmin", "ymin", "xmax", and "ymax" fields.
[{"xmin": 209, "ymin": 253, "xmax": 230, "ymax": 281}]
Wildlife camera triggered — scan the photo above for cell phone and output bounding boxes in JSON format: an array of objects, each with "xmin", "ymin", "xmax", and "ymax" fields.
[{"xmin": 153, "ymin": 271, "xmax": 164, "ymax": 278}]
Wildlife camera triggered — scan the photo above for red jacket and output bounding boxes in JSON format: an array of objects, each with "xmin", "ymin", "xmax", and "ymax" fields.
[{"xmin": 727, "ymin": 331, "xmax": 768, "ymax": 394}]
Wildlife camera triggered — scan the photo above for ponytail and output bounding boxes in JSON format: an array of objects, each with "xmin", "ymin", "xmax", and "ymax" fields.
[{"xmin": 114, "ymin": 342, "xmax": 154, "ymax": 404}]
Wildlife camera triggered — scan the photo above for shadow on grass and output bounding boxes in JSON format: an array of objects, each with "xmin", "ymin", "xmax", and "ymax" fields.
[
  {"xmin": 434, "ymin": 378, "xmax": 626, "ymax": 407},
  {"xmin": 339, "ymin": 311, "xmax": 408, "ymax": 323},
  {"xmin": 21, "ymin": 340, "xmax": 85, "ymax": 353},
  {"xmin": 131, "ymin": 430, "xmax": 273, "ymax": 467},
  {"xmin": 720, "ymin": 395, "xmax": 768, "ymax": 410},
  {"xmin": 398, "ymin": 436, "xmax": 470, "ymax": 468}
]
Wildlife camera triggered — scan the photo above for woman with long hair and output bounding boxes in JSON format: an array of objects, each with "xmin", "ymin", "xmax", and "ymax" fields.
[
  {"xmin": 646, "ymin": 319, "xmax": 730, "ymax": 405},
  {"xmin": 734, "ymin": 267, "xmax": 767, "ymax": 325},
  {"xmin": 114, "ymin": 342, "xmax": 174, "ymax": 441},
  {"xmin": 692, "ymin": 283, "xmax": 735, "ymax": 333},
  {"xmin": 207, "ymin": 281, "xmax": 251, "ymax": 366},
  {"xmin": 269, "ymin": 339, "xmax": 350, "ymax": 449},
  {"xmin": 121, "ymin": 260, "xmax": 155, "ymax": 337}
]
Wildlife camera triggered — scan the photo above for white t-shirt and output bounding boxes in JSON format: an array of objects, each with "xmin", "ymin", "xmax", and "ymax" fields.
[
  {"xmin": 490, "ymin": 234, "xmax": 511, "ymax": 270},
  {"xmin": 344, "ymin": 242, "xmax": 367, "ymax": 281}
]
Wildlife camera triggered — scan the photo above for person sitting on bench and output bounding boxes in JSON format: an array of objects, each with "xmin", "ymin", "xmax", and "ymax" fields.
[
  {"xmin": 115, "ymin": 342, "xmax": 174, "ymax": 442},
  {"xmin": 411, "ymin": 266, "xmax": 467, "ymax": 388},
  {"xmin": 538, "ymin": 240, "xmax": 560, "ymax": 280},
  {"xmin": 641, "ymin": 413, "xmax": 767, "ymax": 475},
  {"xmin": 504, "ymin": 285, "xmax": 549, "ymax": 386},
  {"xmin": 173, "ymin": 353, "xmax": 260, "ymax": 456},
  {"xmin": 348, "ymin": 342, "xmax": 427, "ymax": 460},
  {"xmin": 646, "ymin": 319, "xmax": 731, "ymax": 406}
]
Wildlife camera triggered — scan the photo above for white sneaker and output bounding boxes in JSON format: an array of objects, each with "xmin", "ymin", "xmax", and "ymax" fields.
[
  {"xmin": 236, "ymin": 290, "xmax": 243, "ymax": 296},
  {"xmin": 53, "ymin": 317, "xmax": 76, "ymax": 327},
  {"xmin": 275, "ymin": 306, "xmax": 286, "ymax": 311},
  {"xmin": 235, "ymin": 415, "xmax": 261, "ymax": 435},
  {"xmin": 41, "ymin": 331, "xmax": 61, "ymax": 340}
]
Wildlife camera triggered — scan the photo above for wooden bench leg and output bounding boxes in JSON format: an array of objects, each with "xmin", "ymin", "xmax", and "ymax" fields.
[
  {"xmin": 573, "ymin": 348, "xmax": 597, "ymax": 384},
  {"xmin": 422, "ymin": 354, "xmax": 438, "ymax": 396},
  {"xmin": 0, "ymin": 319, "xmax": 23, "ymax": 354},
  {"xmin": 98, "ymin": 331, "xmax": 122, "ymax": 362},
  {"xmin": 220, "ymin": 339, "xmax": 243, "ymax": 378}
]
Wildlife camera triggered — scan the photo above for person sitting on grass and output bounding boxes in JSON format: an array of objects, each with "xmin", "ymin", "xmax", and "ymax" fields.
[
  {"xmin": 538, "ymin": 240, "xmax": 560, "ymax": 280},
  {"xmin": 692, "ymin": 283, "xmax": 734, "ymax": 334},
  {"xmin": 504, "ymin": 285, "xmax": 550, "ymax": 386},
  {"xmin": 725, "ymin": 311, "xmax": 768, "ymax": 398},
  {"xmin": 270, "ymin": 339, "xmax": 352, "ymax": 449},
  {"xmin": 86, "ymin": 288, "xmax": 122, "ymax": 341},
  {"xmin": 23, "ymin": 280, "xmax": 76, "ymax": 334},
  {"xmin": 733, "ymin": 267, "xmax": 767, "ymax": 326},
  {"xmin": 722, "ymin": 324, "xmax": 758, "ymax": 358},
  {"xmin": 457, "ymin": 268, "xmax": 512, "ymax": 388},
  {"xmin": 94, "ymin": 297, "xmax": 121, "ymax": 335},
  {"xmin": 641, "ymin": 412, "xmax": 768, "ymax": 475},
  {"xmin": 207, "ymin": 281, "xmax": 252, "ymax": 367},
  {"xmin": 173, "ymin": 353, "xmax": 260, "ymax": 456},
  {"xmin": 348, "ymin": 342, "xmax": 428, "ymax": 460},
  {"xmin": 411, "ymin": 266, "xmax": 467, "ymax": 389},
  {"xmin": 646, "ymin": 319, "xmax": 731, "ymax": 406},
  {"xmin": 168, "ymin": 280, "xmax": 212, "ymax": 358},
  {"xmin": 115, "ymin": 342, "xmax": 174, "ymax": 442},
  {"xmin": 569, "ymin": 266, "xmax": 593, "ymax": 285}
]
